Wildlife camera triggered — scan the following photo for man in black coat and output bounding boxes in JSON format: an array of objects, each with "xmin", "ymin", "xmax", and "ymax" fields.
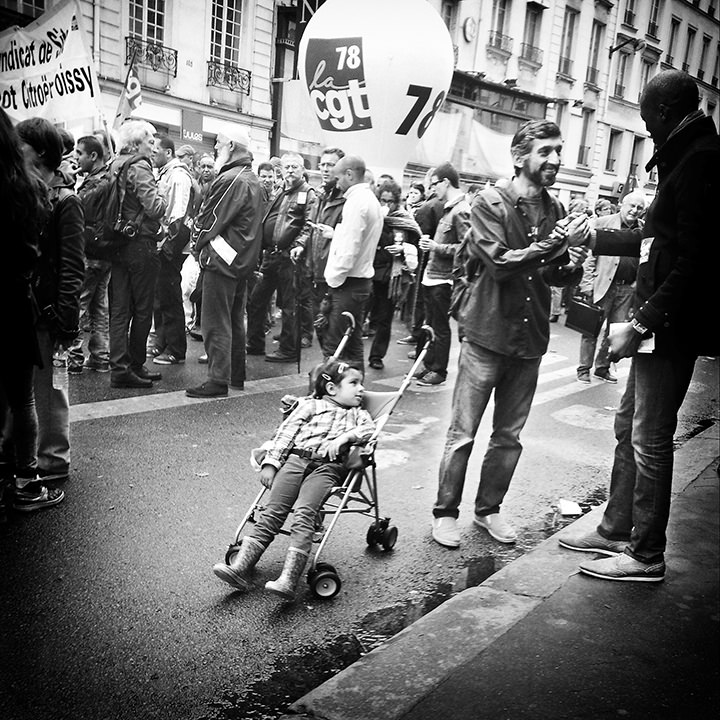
[{"xmin": 560, "ymin": 70, "xmax": 720, "ymax": 583}]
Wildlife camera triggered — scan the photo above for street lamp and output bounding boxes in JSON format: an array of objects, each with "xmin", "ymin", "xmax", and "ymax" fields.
[{"xmin": 608, "ymin": 37, "xmax": 646, "ymax": 57}]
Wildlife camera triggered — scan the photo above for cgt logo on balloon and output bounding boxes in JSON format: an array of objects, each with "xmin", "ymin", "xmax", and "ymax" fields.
[{"xmin": 304, "ymin": 37, "xmax": 371, "ymax": 132}]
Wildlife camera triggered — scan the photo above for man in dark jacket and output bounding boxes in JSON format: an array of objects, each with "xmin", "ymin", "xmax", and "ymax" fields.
[
  {"xmin": 560, "ymin": 70, "xmax": 720, "ymax": 583},
  {"xmin": 290, "ymin": 147, "xmax": 345, "ymax": 351},
  {"xmin": 108, "ymin": 120, "xmax": 167, "ymax": 389},
  {"xmin": 246, "ymin": 152, "xmax": 316, "ymax": 363},
  {"xmin": 186, "ymin": 126, "xmax": 263, "ymax": 397}
]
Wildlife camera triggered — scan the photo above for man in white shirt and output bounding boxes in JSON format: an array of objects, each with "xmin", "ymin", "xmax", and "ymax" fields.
[{"xmin": 322, "ymin": 155, "xmax": 383, "ymax": 366}]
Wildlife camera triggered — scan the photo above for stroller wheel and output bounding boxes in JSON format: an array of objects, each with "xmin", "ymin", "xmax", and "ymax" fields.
[
  {"xmin": 366, "ymin": 521, "xmax": 383, "ymax": 547},
  {"xmin": 380, "ymin": 526, "xmax": 398, "ymax": 551},
  {"xmin": 224, "ymin": 542, "xmax": 242, "ymax": 565},
  {"xmin": 308, "ymin": 564, "xmax": 342, "ymax": 599}
]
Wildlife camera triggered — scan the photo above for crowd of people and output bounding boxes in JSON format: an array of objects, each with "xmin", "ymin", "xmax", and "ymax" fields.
[{"xmin": 1, "ymin": 69, "xmax": 716, "ymax": 590}]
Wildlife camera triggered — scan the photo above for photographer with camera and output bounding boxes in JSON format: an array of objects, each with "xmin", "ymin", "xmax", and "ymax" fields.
[{"xmin": 107, "ymin": 120, "xmax": 167, "ymax": 389}]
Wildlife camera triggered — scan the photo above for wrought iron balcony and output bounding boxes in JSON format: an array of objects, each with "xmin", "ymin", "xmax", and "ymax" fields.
[
  {"xmin": 585, "ymin": 65, "xmax": 599, "ymax": 85},
  {"xmin": 207, "ymin": 60, "xmax": 252, "ymax": 95},
  {"xmin": 647, "ymin": 21, "xmax": 659, "ymax": 37},
  {"xmin": 613, "ymin": 82, "xmax": 626, "ymax": 98},
  {"xmin": 665, "ymin": 54, "xmax": 674, "ymax": 66},
  {"xmin": 487, "ymin": 31, "xmax": 513, "ymax": 54},
  {"xmin": 126, "ymin": 36, "xmax": 177, "ymax": 77},
  {"xmin": 682, "ymin": 62, "xmax": 689, "ymax": 72},
  {"xmin": 623, "ymin": 9, "xmax": 635, "ymax": 27},
  {"xmin": 577, "ymin": 145, "xmax": 591, "ymax": 166},
  {"xmin": 558, "ymin": 55, "xmax": 573, "ymax": 77},
  {"xmin": 605, "ymin": 157, "xmax": 616, "ymax": 172},
  {"xmin": 698, "ymin": 69, "xmax": 705, "ymax": 81},
  {"xmin": 520, "ymin": 42, "xmax": 543, "ymax": 65}
]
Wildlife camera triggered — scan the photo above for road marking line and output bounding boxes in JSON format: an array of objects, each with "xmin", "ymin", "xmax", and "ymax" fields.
[
  {"xmin": 534, "ymin": 366, "xmax": 630, "ymax": 406},
  {"xmin": 69, "ymin": 374, "xmax": 309, "ymax": 423}
]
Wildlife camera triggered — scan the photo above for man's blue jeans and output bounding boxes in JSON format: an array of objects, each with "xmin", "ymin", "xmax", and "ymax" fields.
[
  {"xmin": 598, "ymin": 352, "xmax": 696, "ymax": 563},
  {"xmin": 435, "ymin": 341, "xmax": 541, "ymax": 519},
  {"xmin": 323, "ymin": 277, "xmax": 371, "ymax": 367}
]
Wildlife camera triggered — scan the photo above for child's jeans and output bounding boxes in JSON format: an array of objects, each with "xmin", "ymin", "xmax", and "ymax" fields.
[{"xmin": 248, "ymin": 454, "xmax": 345, "ymax": 554}]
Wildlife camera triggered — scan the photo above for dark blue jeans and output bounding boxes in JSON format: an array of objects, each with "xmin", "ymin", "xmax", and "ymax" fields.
[
  {"xmin": 435, "ymin": 340, "xmax": 541, "ymax": 519},
  {"xmin": 154, "ymin": 252, "xmax": 187, "ymax": 359},
  {"xmin": 598, "ymin": 352, "xmax": 697, "ymax": 563},
  {"xmin": 422, "ymin": 282, "xmax": 452, "ymax": 376}
]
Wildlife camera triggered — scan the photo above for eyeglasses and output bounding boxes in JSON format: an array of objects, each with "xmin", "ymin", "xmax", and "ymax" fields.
[{"xmin": 429, "ymin": 179, "xmax": 442, "ymax": 188}]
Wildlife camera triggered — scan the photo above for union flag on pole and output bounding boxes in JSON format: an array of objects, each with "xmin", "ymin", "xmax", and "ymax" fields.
[{"xmin": 113, "ymin": 59, "xmax": 143, "ymax": 130}]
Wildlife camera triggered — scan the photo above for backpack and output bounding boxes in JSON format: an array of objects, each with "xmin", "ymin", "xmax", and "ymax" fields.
[{"xmin": 87, "ymin": 155, "xmax": 144, "ymax": 261}]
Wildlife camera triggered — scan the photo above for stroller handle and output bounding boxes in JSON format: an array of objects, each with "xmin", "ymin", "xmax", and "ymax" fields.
[
  {"xmin": 420, "ymin": 324, "xmax": 436, "ymax": 343},
  {"xmin": 341, "ymin": 311, "xmax": 355, "ymax": 331}
]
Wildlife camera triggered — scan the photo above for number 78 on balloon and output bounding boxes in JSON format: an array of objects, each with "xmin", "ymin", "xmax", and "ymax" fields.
[{"xmin": 304, "ymin": 37, "xmax": 445, "ymax": 139}]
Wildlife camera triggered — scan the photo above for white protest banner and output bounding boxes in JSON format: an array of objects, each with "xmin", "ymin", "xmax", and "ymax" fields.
[{"xmin": 0, "ymin": 0, "xmax": 102, "ymax": 124}]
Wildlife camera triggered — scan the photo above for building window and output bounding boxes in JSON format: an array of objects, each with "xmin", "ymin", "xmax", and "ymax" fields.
[
  {"xmin": 558, "ymin": 7, "xmax": 578, "ymax": 76},
  {"xmin": 555, "ymin": 101, "xmax": 566, "ymax": 136},
  {"xmin": 606, "ymin": 129, "xmax": 622, "ymax": 173},
  {"xmin": 682, "ymin": 27, "xmax": 696, "ymax": 73},
  {"xmin": 698, "ymin": 35, "xmax": 711, "ymax": 80},
  {"xmin": 441, "ymin": 1, "xmax": 458, "ymax": 36},
  {"xmin": 210, "ymin": 0, "xmax": 242, "ymax": 66},
  {"xmin": 639, "ymin": 59, "xmax": 654, "ymax": 100},
  {"xmin": 0, "ymin": 0, "xmax": 44, "ymax": 15},
  {"xmin": 666, "ymin": 17, "xmax": 680, "ymax": 66},
  {"xmin": 629, "ymin": 136, "xmax": 645, "ymax": 178},
  {"xmin": 520, "ymin": 4, "xmax": 543, "ymax": 64},
  {"xmin": 613, "ymin": 52, "xmax": 629, "ymax": 99},
  {"xmin": 577, "ymin": 109, "xmax": 594, "ymax": 167},
  {"xmin": 647, "ymin": 0, "xmax": 662, "ymax": 37},
  {"xmin": 491, "ymin": 0, "xmax": 509, "ymax": 36},
  {"xmin": 586, "ymin": 20, "xmax": 604, "ymax": 85},
  {"xmin": 623, "ymin": 0, "xmax": 636, "ymax": 27},
  {"xmin": 129, "ymin": 0, "xmax": 165, "ymax": 44}
]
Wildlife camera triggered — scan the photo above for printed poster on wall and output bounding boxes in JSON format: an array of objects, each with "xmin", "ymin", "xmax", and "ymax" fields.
[{"xmin": 0, "ymin": 0, "xmax": 102, "ymax": 124}]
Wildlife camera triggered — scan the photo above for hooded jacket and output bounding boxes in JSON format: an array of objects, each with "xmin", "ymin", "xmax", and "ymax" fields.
[{"xmin": 594, "ymin": 113, "xmax": 720, "ymax": 357}]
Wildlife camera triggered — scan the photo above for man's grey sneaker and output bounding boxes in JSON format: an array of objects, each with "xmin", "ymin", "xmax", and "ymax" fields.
[
  {"xmin": 431, "ymin": 516, "xmax": 461, "ymax": 548},
  {"xmin": 558, "ymin": 529, "xmax": 627, "ymax": 556},
  {"xmin": 577, "ymin": 370, "xmax": 591, "ymax": 384},
  {"xmin": 594, "ymin": 369, "xmax": 617, "ymax": 384},
  {"xmin": 579, "ymin": 553, "xmax": 665, "ymax": 582},
  {"xmin": 474, "ymin": 512, "xmax": 517, "ymax": 543},
  {"xmin": 153, "ymin": 353, "xmax": 185, "ymax": 365},
  {"xmin": 13, "ymin": 480, "xmax": 64, "ymax": 512},
  {"xmin": 396, "ymin": 335, "xmax": 415, "ymax": 345},
  {"xmin": 417, "ymin": 371, "xmax": 446, "ymax": 386}
]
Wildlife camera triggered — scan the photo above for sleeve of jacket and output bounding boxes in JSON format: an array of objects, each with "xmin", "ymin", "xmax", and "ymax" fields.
[
  {"xmin": 263, "ymin": 400, "xmax": 314, "ymax": 468},
  {"xmin": 292, "ymin": 187, "xmax": 318, "ymax": 250},
  {"xmin": 128, "ymin": 161, "xmax": 166, "ymax": 221},
  {"xmin": 435, "ymin": 205, "xmax": 471, "ymax": 256},
  {"xmin": 55, "ymin": 193, "xmax": 86, "ymax": 341},
  {"xmin": 467, "ymin": 193, "xmax": 567, "ymax": 282}
]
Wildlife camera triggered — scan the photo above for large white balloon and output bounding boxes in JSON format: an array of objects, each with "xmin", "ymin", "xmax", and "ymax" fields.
[{"xmin": 298, "ymin": 0, "xmax": 455, "ymax": 180}]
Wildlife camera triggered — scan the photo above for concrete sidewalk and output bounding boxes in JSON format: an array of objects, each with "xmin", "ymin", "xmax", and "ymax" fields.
[{"xmin": 283, "ymin": 422, "xmax": 719, "ymax": 720}]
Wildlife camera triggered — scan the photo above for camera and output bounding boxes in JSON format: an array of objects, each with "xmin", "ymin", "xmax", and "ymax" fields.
[{"xmin": 122, "ymin": 222, "xmax": 138, "ymax": 239}]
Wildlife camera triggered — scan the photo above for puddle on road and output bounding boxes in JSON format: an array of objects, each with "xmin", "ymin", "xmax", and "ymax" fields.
[{"xmin": 198, "ymin": 557, "xmax": 497, "ymax": 720}]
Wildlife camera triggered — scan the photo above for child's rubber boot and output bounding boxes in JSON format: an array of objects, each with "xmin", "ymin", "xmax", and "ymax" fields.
[
  {"xmin": 265, "ymin": 547, "xmax": 309, "ymax": 601},
  {"xmin": 212, "ymin": 537, "xmax": 265, "ymax": 591}
]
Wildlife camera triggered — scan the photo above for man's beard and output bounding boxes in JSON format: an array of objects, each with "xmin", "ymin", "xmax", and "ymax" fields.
[
  {"xmin": 526, "ymin": 162, "xmax": 558, "ymax": 187},
  {"xmin": 214, "ymin": 147, "xmax": 230, "ymax": 174}
]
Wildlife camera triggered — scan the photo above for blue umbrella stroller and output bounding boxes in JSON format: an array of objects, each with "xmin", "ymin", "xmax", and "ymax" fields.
[{"xmin": 221, "ymin": 317, "xmax": 436, "ymax": 600}]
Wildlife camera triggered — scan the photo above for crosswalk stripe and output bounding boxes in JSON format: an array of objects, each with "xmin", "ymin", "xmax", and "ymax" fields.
[{"xmin": 533, "ymin": 366, "xmax": 630, "ymax": 405}]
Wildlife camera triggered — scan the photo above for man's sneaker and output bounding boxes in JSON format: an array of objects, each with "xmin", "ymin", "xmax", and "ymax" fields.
[
  {"xmin": 198, "ymin": 354, "xmax": 208, "ymax": 364},
  {"xmin": 594, "ymin": 369, "xmax": 617, "ymax": 384},
  {"xmin": 431, "ymin": 517, "xmax": 461, "ymax": 548},
  {"xmin": 67, "ymin": 363, "xmax": 83, "ymax": 375},
  {"xmin": 111, "ymin": 371, "xmax": 152, "ymax": 389},
  {"xmin": 134, "ymin": 366, "xmax": 161, "ymax": 381},
  {"xmin": 153, "ymin": 353, "xmax": 185, "ymax": 365},
  {"xmin": 579, "ymin": 553, "xmax": 665, "ymax": 582},
  {"xmin": 188, "ymin": 326, "xmax": 203, "ymax": 341},
  {"xmin": 412, "ymin": 366, "xmax": 429, "ymax": 381},
  {"xmin": 417, "ymin": 371, "xmax": 446, "ymax": 386},
  {"xmin": 146, "ymin": 346, "xmax": 162, "ymax": 358},
  {"xmin": 558, "ymin": 529, "xmax": 627, "ymax": 556},
  {"xmin": 396, "ymin": 335, "xmax": 416, "ymax": 345},
  {"xmin": 186, "ymin": 381, "xmax": 228, "ymax": 398},
  {"xmin": 474, "ymin": 513, "xmax": 517, "ymax": 543},
  {"xmin": 85, "ymin": 359, "xmax": 110, "ymax": 373},
  {"xmin": 13, "ymin": 480, "xmax": 64, "ymax": 512},
  {"xmin": 577, "ymin": 370, "xmax": 591, "ymax": 384},
  {"xmin": 265, "ymin": 351, "xmax": 298, "ymax": 363},
  {"xmin": 369, "ymin": 357, "xmax": 384, "ymax": 369}
]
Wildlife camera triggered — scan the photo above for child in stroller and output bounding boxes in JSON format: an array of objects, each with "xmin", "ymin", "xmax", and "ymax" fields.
[{"xmin": 212, "ymin": 358, "xmax": 375, "ymax": 601}]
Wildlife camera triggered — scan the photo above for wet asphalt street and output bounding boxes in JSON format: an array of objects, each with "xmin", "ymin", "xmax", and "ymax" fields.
[{"xmin": 1, "ymin": 318, "xmax": 717, "ymax": 720}]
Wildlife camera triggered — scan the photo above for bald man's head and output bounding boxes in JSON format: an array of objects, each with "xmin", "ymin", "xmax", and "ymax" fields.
[
  {"xmin": 619, "ymin": 191, "xmax": 647, "ymax": 227},
  {"xmin": 333, "ymin": 155, "xmax": 367, "ymax": 192},
  {"xmin": 640, "ymin": 70, "xmax": 699, "ymax": 147}
]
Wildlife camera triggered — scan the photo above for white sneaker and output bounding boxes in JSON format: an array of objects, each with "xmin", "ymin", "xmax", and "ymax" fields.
[
  {"xmin": 432, "ymin": 516, "xmax": 461, "ymax": 548},
  {"xmin": 474, "ymin": 513, "xmax": 517, "ymax": 543}
]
